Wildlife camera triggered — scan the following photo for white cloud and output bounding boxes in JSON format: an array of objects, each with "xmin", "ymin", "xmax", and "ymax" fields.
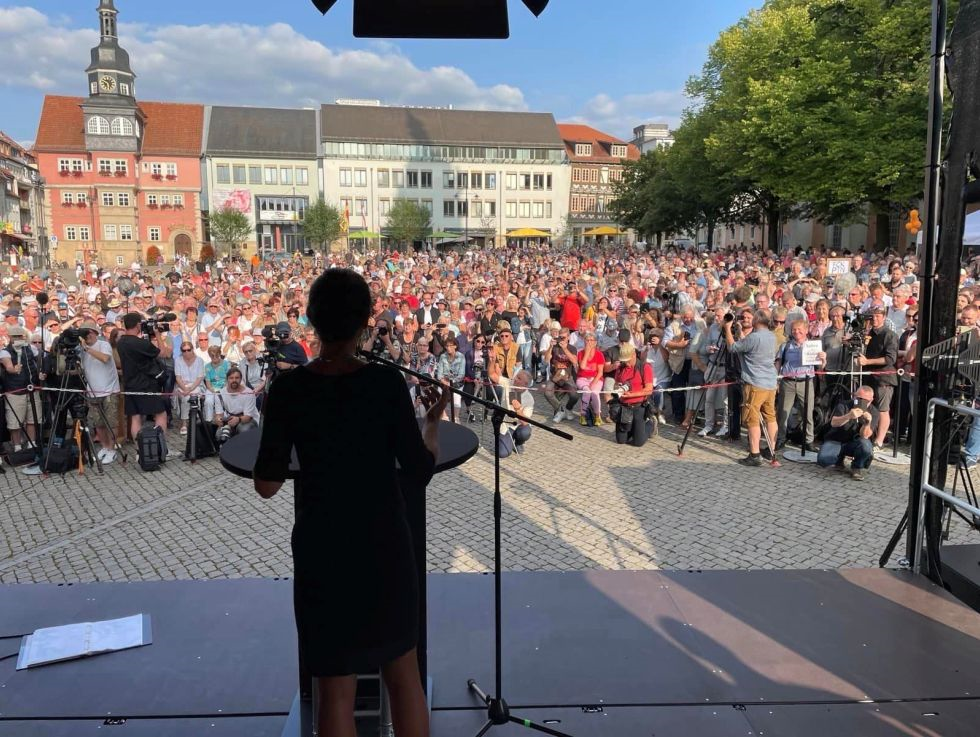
[
  {"xmin": 0, "ymin": 6, "xmax": 529, "ymax": 112},
  {"xmin": 568, "ymin": 90, "xmax": 690, "ymax": 140}
]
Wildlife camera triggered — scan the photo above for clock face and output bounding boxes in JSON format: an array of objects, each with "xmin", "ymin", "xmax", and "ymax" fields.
[{"xmin": 100, "ymin": 76, "xmax": 116, "ymax": 92}]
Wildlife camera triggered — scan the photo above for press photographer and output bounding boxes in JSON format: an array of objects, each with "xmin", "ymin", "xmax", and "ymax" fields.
[
  {"xmin": 78, "ymin": 321, "xmax": 121, "ymax": 464},
  {"xmin": 213, "ymin": 368, "xmax": 260, "ymax": 445},
  {"xmin": 1, "ymin": 325, "xmax": 40, "ymax": 451},
  {"xmin": 817, "ymin": 385, "xmax": 879, "ymax": 481},
  {"xmin": 116, "ymin": 312, "xmax": 171, "ymax": 448},
  {"xmin": 723, "ymin": 309, "xmax": 778, "ymax": 466},
  {"xmin": 263, "ymin": 322, "xmax": 307, "ymax": 372},
  {"xmin": 608, "ymin": 343, "xmax": 655, "ymax": 447}
]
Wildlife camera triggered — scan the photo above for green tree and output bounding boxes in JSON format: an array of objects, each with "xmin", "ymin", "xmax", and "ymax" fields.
[
  {"xmin": 302, "ymin": 198, "xmax": 344, "ymax": 253},
  {"xmin": 208, "ymin": 206, "xmax": 252, "ymax": 257},
  {"xmin": 387, "ymin": 199, "xmax": 431, "ymax": 248}
]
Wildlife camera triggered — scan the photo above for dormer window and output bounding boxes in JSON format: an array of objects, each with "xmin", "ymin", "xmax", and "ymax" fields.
[
  {"xmin": 87, "ymin": 116, "xmax": 110, "ymax": 135},
  {"xmin": 574, "ymin": 143, "xmax": 592, "ymax": 156},
  {"xmin": 611, "ymin": 144, "xmax": 628, "ymax": 157}
]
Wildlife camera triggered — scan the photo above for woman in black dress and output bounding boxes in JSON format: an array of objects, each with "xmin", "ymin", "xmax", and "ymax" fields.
[{"xmin": 254, "ymin": 269, "xmax": 447, "ymax": 737}]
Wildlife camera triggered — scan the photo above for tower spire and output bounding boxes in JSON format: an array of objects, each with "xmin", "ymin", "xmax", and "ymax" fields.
[{"xmin": 98, "ymin": 0, "xmax": 118, "ymax": 41}]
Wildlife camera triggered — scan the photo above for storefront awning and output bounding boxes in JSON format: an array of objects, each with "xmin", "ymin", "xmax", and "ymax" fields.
[
  {"xmin": 506, "ymin": 228, "xmax": 550, "ymax": 238},
  {"xmin": 582, "ymin": 225, "xmax": 623, "ymax": 236}
]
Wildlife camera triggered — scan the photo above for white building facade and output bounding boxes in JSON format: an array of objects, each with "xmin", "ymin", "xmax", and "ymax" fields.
[{"xmin": 320, "ymin": 104, "xmax": 570, "ymax": 246}]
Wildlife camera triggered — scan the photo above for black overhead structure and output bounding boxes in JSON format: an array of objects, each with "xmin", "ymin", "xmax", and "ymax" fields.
[{"xmin": 311, "ymin": 0, "xmax": 549, "ymax": 39}]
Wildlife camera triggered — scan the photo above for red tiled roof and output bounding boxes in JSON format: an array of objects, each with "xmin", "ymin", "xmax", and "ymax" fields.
[
  {"xmin": 35, "ymin": 95, "xmax": 203, "ymax": 157},
  {"xmin": 556, "ymin": 123, "xmax": 640, "ymax": 163}
]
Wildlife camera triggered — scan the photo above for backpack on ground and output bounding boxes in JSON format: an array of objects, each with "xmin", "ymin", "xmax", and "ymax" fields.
[{"xmin": 137, "ymin": 425, "xmax": 165, "ymax": 471}]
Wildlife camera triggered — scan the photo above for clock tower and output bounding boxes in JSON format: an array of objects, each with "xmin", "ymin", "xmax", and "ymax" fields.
[{"xmin": 82, "ymin": 0, "xmax": 144, "ymax": 152}]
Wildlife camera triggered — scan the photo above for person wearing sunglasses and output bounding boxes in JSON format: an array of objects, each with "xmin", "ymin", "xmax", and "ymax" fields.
[{"xmin": 174, "ymin": 341, "xmax": 206, "ymax": 436}]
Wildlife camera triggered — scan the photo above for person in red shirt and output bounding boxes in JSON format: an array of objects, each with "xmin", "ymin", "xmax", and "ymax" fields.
[
  {"xmin": 554, "ymin": 281, "xmax": 588, "ymax": 331},
  {"xmin": 576, "ymin": 332, "xmax": 606, "ymax": 425},
  {"xmin": 610, "ymin": 344, "xmax": 655, "ymax": 446}
]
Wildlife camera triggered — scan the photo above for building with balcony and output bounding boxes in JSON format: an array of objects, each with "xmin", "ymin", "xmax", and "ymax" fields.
[
  {"xmin": 202, "ymin": 106, "xmax": 318, "ymax": 255},
  {"xmin": 33, "ymin": 0, "xmax": 204, "ymax": 266},
  {"xmin": 320, "ymin": 104, "xmax": 569, "ymax": 246},
  {"xmin": 557, "ymin": 123, "xmax": 639, "ymax": 246},
  {"xmin": 0, "ymin": 132, "xmax": 44, "ymax": 262}
]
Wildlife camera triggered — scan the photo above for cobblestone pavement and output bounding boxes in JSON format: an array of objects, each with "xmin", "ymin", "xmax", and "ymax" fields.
[{"xmin": 0, "ymin": 420, "xmax": 975, "ymax": 583}]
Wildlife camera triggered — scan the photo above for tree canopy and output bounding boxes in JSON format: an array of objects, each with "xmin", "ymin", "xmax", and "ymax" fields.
[
  {"xmin": 302, "ymin": 199, "xmax": 344, "ymax": 253},
  {"xmin": 208, "ymin": 206, "xmax": 252, "ymax": 256},
  {"xmin": 387, "ymin": 200, "xmax": 432, "ymax": 247}
]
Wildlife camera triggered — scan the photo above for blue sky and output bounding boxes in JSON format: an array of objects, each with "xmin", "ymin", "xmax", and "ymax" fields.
[{"xmin": 1, "ymin": 0, "xmax": 760, "ymax": 144}]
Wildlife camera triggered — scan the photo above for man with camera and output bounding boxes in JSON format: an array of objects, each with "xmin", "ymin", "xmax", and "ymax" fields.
[
  {"xmin": 213, "ymin": 367, "xmax": 260, "ymax": 445},
  {"xmin": 723, "ymin": 309, "xmax": 778, "ymax": 466},
  {"xmin": 498, "ymin": 370, "xmax": 534, "ymax": 458},
  {"xmin": 79, "ymin": 321, "xmax": 120, "ymax": 464},
  {"xmin": 116, "ymin": 312, "xmax": 172, "ymax": 446},
  {"xmin": 857, "ymin": 306, "xmax": 898, "ymax": 451},
  {"xmin": 363, "ymin": 316, "xmax": 401, "ymax": 361},
  {"xmin": 270, "ymin": 321, "xmax": 307, "ymax": 371},
  {"xmin": 817, "ymin": 385, "xmax": 879, "ymax": 481},
  {"xmin": 1, "ymin": 325, "xmax": 40, "ymax": 451}
]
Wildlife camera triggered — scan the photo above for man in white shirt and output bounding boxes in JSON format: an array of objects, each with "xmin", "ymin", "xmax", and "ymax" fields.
[
  {"xmin": 79, "ymin": 322, "xmax": 121, "ymax": 463},
  {"xmin": 213, "ymin": 367, "xmax": 260, "ymax": 445},
  {"xmin": 498, "ymin": 370, "xmax": 533, "ymax": 458}
]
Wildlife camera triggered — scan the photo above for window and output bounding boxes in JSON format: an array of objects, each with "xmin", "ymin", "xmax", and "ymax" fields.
[
  {"xmin": 457, "ymin": 173, "xmax": 468, "ymax": 190},
  {"xmin": 533, "ymin": 174, "xmax": 544, "ymax": 191},
  {"xmin": 393, "ymin": 170, "xmax": 404, "ymax": 187},
  {"xmin": 486, "ymin": 200, "xmax": 496, "ymax": 216},
  {"xmin": 609, "ymin": 169, "xmax": 622, "ymax": 182},
  {"xmin": 65, "ymin": 226, "xmax": 77, "ymax": 241},
  {"xmin": 520, "ymin": 174, "xmax": 531, "ymax": 190},
  {"xmin": 600, "ymin": 167, "xmax": 609, "ymax": 184},
  {"xmin": 471, "ymin": 172, "xmax": 482, "ymax": 189},
  {"xmin": 114, "ymin": 160, "xmax": 127, "ymax": 175},
  {"xmin": 339, "ymin": 168, "xmax": 352, "ymax": 186},
  {"xmin": 486, "ymin": 173, "xmax": 496, "ymax": 189},
  {"xmin": 147, "ymin": 193, "xmax": 158, "ymax": 206},
  {"xmin": 280, "ymin": 167, "xmax": 293, "ymax": 185},
  {"xmin": 216, "ymin": 165, "xmax": 230, "ymax": 184},
  {"xmin": 505, "ymin": 201, "xmax": 517, "ymax": 218},
  {"xmin": 87, "ymin": 117, "xmax": 110, "ymax": 135},
  {"xmin": 115, "ymin": 255, "xmax": 125, "ymax": 266},
  {"xmin": 58, "ymin": 158, "xmax": 71, "ymax": 173},
  {"xmin": 119, "ymin": 83, "xmax": 129, "ymax": 96},
  {"xmin": 355, "ymin": 198, "xmax": 368, "ymax": 216},
  {"xmin": 533, "ymin": 202, "xmax": 544, "ymax": 218},
  {"xmin": 457, "ymin": 200, "xmax": 468, "ymax": 217},
  {"xmin": 90, "ymin": 82, "xmax": 98, "ymax": 95},
  {"xmin": 98, "ymin": 159, "xmax": 112, "ymax": 174},
  {"xmin": 546, "ymin": 174, "xmax": 553, "ymax": 190},
  {"xmin": 505, "ymin": 173, "xmax": 517, "ymax": 190},
  {"xmin": 297, "ymin": 167, "xmax": 309, "ymax": 186},
  {"xmin": 151, "ymin": 163, "xmax": 163, "ymax": 177},
  {"xmin": 77, "ymin": 192, "xmax": 87, "ymax": 205},
  {"xmin": 249, "ymin": 166, "xmax": 262, "ymax": 184},
  {"xmin": 421, "ymin": 171, "xmax": 432, "ymax": 188},
  {"xmin": 421, "ymin": 199, "xmax": 433, "ymax": 214},
  {"xmin": 265, "ymin": 166, "xmax": 278, "ymax": 185},
  {"xmin": 102, "ymin": 192, "xmax": 115, "ymax": 207},
  {"xmin": 443, "ymin": 171, "xmax": 455, "ymax": 189},
  {"xmin": 575, "ymin": 143, "xmax": 592, "ymax": 156},
  {"xmin": 472, "ymin": 200, "xmax": 483, "ymax": 218},
  {"xmin": 571, "ymin": 195, "xmax": 580, "ymax": 212},
  {"xmin": 443, "ymin": 200, "xmax": 455, "ymax": 217},
  {"xmin": 519, "ymin": 202, "xmax": 531, "ymax": 218},
  {"xmin": 379, "ymin": 199, "xmax": 391, "ymax": 216},
  {"xmin": 377, "ymin": 169, "xmax": 390, "ymax": 187},
  {"xmin": 79, "ymin": 226, "xmax": 90, "ymax": 241},
  {"xmin": 340, "ymin": 197, "xmax": 352, "ymax": 214},
  {"xmin": 611, "ymin": 144, "xmax": 627, "ymax": 158},
  {"xmin": 118, "ymin": 192, "xmax": 130, "ymax": 206},
  {"xmin": 173, "ymin": 194, "xmax": 184, "ymax": 207},
  {"xmin": 61, "ymin": 192, "xmax": 74, "ymax": 204},
  {"xmin": 149, "ymin": 227, "xmax": 161, "ymax": 242},
  {"xmin": 233, "ymin": 165, "xmax": 246, "ymax": 184},
  {"xmin": 159, "ymin": 194, "xmax": 170, "ymax": 206},
  {"xmin": 353, "ymin": 169, "xmax": 367, "ymax": 187},
  {"xmin": 104, "ymin": 224, "xmax": 117, "ymax": 240},
  {"xmin": 120, "ymin": 225, "xmax": 133, "ymax": 241},
  {"xmin": 545, "ymin": 202, "xmax": 552, "ymax": 219},
  {"xmin": 110, "ymin": 118, "xmax": 134, "ymax": 136},
  {"xmin": 406, "ymin": 171, "xmax": 419, "ymax": 188}
]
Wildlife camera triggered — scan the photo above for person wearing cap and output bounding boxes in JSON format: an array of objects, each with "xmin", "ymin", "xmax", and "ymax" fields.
[
  {"xmin": 271, "ymin": 321, "xmax": 307, "ymax": 371},
  {"xmin": 858, "ymin": 305, "xmax": 898, "ymax": 451},
  {"xmin": 79, "ymin": 321, "xmax": 121, "ymax": 464},
  {"xmin": 0, "ymin": 324, "xmax": 41, "ymax": 451},
  {"xmin": 601, "ymin": 329, "xmax": 634, "ymax": 422},
  {"xmin": 488, "ymin": 321, "xmax": 519, "ymax": 405},
  {"xmin": 609, "ymin": 343, "xmax": 655, "ymax": 446}
]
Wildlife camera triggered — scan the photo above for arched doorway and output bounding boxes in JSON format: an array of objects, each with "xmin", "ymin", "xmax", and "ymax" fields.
[{"xmin": 174, "ymin": 233, "xmax": 192, "ymax": 258}]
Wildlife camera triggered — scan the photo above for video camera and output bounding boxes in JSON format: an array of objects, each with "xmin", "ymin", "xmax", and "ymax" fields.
[
  {"xmin": 141, "ymin": 313, "xmax": 177, "ymax": 339},
  {"xmin": 261, "ymin": 323, "xmax": 291, "ymax": 352},
  {"xmin": 58, "ymin": 327, "xmax": 86, "ymax": 351}
]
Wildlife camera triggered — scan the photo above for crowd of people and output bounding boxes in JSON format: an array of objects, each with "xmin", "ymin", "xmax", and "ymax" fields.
[{"xmin": 2, "ymin": 241, "xmax": 977, "ymax": 477}]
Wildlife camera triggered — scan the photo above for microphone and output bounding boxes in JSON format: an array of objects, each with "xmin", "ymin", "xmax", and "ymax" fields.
[
  {"xmin": 156, "ymin": 312, "xmax": 178, "ymax": 323},
  {"xmin": 36, "ymin": 292, "xmax": 50, "ymax": 306}
]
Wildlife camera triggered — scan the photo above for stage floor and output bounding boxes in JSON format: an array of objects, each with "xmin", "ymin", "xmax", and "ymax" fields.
[{"xmin": 3, "ymin": 569, "xmax": 980, "ymax": 735}]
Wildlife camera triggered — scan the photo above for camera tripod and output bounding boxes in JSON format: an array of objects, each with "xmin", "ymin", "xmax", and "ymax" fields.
[
  {"xmin": 41, "ymin": 355, "xmax": 127, "ymax": 475},
  {"xmin": 677, "ymin": 330, "xmax": 728, "ymax": 456}
]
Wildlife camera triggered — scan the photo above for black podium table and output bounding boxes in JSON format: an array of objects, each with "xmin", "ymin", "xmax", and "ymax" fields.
[{"xmin": 219, "ymin": 419, "xmax": 479, "ymax": 698}]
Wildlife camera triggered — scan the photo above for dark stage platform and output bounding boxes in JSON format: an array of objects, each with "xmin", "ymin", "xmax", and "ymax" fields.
[{"xmin": 3, "ymin": 569, "xmax": 980, "ymax": 736}]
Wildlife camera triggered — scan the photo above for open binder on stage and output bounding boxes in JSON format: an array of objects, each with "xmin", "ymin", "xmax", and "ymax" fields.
[{"xmin": 16, "ymin": 614, "xmax": 152, "ymax": 670}]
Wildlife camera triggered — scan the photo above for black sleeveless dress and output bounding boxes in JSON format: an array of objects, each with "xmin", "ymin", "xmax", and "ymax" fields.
[{"xmin": 254, "ymin": 362, "xmax": 434, "ymax": 676}]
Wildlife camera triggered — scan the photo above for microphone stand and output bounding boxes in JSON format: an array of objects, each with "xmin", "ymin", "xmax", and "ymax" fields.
[{"xmin": 359, "ymin": 349, "xmax": 575, "ymax": 737}]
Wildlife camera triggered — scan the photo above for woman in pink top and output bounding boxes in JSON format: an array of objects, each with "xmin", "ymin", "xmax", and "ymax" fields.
[{"xmin": 576, "ymin": 332, "xmax": 606, "ymax": 425}]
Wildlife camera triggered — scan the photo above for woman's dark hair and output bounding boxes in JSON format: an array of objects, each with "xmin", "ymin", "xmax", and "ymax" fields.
[{"xmin": 307, "ymin": 268, "xmax": 371, "ymax": 342}]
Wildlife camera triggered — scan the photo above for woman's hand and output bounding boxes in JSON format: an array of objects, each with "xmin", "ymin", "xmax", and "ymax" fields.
[{"xmin": 422, "ymin": 382, "xmax": 451, "ymax": 421}]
